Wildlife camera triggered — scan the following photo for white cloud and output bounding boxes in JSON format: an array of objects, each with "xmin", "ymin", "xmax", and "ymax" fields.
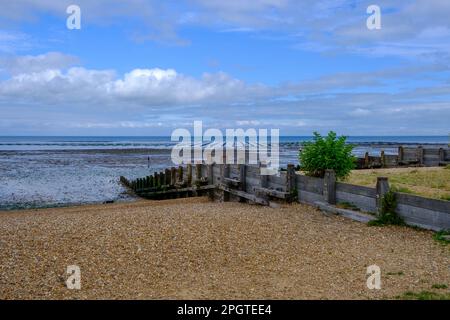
[
  {"xmin": 0, "ymin": 52, "xmax": 79, "ymax": 75},
  {"xmin": 0, "ymin": 59, "xmax": 272, "ymax": 107},
  {"xmin": 0, "ymin": 52, "xmax": 449, "ymax": 135},
  {"xmin": 349, "ymin": 108, "xmax": 371, "ymax": 117},
  {"xmin": 2, "ymin": 1, "xmax": 450, "ymax": 60}
]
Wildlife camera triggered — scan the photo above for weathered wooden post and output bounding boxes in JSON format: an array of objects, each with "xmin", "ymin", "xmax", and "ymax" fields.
[
  {"xmin": 178, "ymin": 166, "xmax": 183, "ymax": 183},
  {"xmin": 439, "ymin": 148, "xmax": 445, "ymax": 164},
  {"xmin": 376, "ymin": 177, "xmax": 389, "ymax": 215},
  {"xmin": 380, "ymin": 150, "xmax": 385, "ymax": 168},
  {"xmin": 160, "ymin": 172, "xmax": 165, "ymax": 188},
  {"xmin": 195, "ymin": 163, "xmax": 202, "ymax": 184},
  {"xmin": 398, "ymin": 146, "xmax": 404, "ymax": 164},
  {"xmin": 364, "ymin": 152, "xmax": 369, "ymax": 168},
  {"xmin": 187, "ymin": 164, "xmax": 192, "ymax": 186},
  {"xmin": 239, "ymin": 164, "xmax": 247, "ymax": 191},
  {"xmin": 154, "ymin": 172, "xmax": 160, "ymax": 188},
  {"xmin": 286, "ymin": 164, "xmax": 296, "ymax": 202},
  {"xmin": 165, "ymin": 169, "xmax": 171, "ymax": 186},
  {"xmin": 417, "ymin": 146, "xmax": 424, "ymax": 166},
  {"xmin": 149, "ymin": 175, "xmax": 153, "ymax": 188},
  {"xmin": 259, "ymin": 161, "xmax": 268, "ymax": 189},
  {"xmin": 208, "ymin": 164, "xmax": 215, "ymax": 200},
  {"xmin": 222, "ymin": 164, "xmax": 230, "ymax": 202},
  {"xmin": 236, "ymin": 164, "xmax": 247, "ymax": 203},
  {"xmin": 136, "ymin": 178, "xmax": 141, "ymax": 191},
  {"xmin": 208, "ymin": 164, "xmax": 214, "ymax": 185},
  {"xmin": 323, "ymin": 169, "xmax": 336, "ymax": 205},
  {"xmin": 170, "ymin": 167, "xmax": 177, "ymax": 186}
]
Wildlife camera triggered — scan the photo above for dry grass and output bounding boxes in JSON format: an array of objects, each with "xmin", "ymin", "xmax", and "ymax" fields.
[
  {"xmin": 344, "ymin": 167, "xmax": 450, "ymax": 201},
  {"xmin": 0, "ymin": 198, "xmax": 448, "ymax": 300}
]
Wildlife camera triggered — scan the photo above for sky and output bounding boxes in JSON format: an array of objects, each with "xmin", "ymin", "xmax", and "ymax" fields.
[{"xmin": 0, "ymin": 0, "xmax": 449, "ymax": 136}]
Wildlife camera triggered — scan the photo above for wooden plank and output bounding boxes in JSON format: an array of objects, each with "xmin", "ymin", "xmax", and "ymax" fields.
[
  {"xmin": 265, "ymin": 181, "xmax": 286, "ymax": 191},
  {"xmin": 218, "ymin": 185, "xmax": 269, "ymax": 206},
  {"xmin": 268, "ymin": 174, "xmax": 284, "ymax": 185},
  {"xmin": 298, "ymin": 190, "xmax": 323, "ymax": 204},
  {"xmin": 246, "ymin": 165, "xmax": 260, "ymax": 176},
  {"xmin": 138, "ymin": 185, "xmax": 215, "ymax": 197},
  {"xmin": 397, "ymin": 203, "xmax": 450, "ymax": 231},
  {"xmin": 396, "ymin": 193, "xmax": 450, "ymax": 213},
  {"xmin": 336, "ymin": 182, "xmax": 376, "ymax": 198},
  {"xmin": 336, "ymin": 191, "xmax": 377, "ymax": 213},
  {"xmin": 254, "ymin": 187, "xmax": 289, "ymax": 199},
  {"xmin": 297, "ymin": 175, "xmax": 323, "ymax": 194}
]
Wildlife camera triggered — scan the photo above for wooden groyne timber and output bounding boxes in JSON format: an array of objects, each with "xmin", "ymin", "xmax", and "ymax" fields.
[
  {"xmin": 120, "ymin": 164, "xmax": 215, "ymax": 200},
  {"xmin": 121, "ymin": 163, "xmax": 297, "ymax": 205},
  {"xmin": 120, "ymin": 162, "xmax": 450, "ymax": 231},
  {"xmin": 355, "ymin": 146, "xmax": 450, "ymax": 169}
]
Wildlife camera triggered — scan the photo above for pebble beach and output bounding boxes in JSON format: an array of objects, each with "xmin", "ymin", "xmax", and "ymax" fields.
[{"xmin": 0, "ymin": 197, "xmax": 448, "ymax": 300}]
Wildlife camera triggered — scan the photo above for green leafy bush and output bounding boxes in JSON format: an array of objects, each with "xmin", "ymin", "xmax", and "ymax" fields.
[
  {"xmin": 433, "ymin": 230, "xmax": 450, "ymax": 245},
  {"xmin": 299, "ymin": 131, "xmax": 356, "ymax": 178}
]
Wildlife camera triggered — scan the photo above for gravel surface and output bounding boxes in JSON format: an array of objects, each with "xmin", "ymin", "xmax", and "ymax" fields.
[{"xmin": 0, "ymin": 198, "xmax": 448, "ymax": 299}]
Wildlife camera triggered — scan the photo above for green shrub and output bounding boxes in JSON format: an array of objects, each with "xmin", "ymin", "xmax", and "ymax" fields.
[
  {"xmin": 433, "ymin": 230, "xmax": 450, "ymax": 245},
  {"xmin": 431, "ymin": 284, "xmax": 448, "ymax": 289},
  {"xmin": 299, "ymin": 131, "xmax": 356, "ymax": 179},
  {"xmin": 368, "ymin": 190, "xmax": 405, "ymax": 226},
  {"xmin": 398, "ymin": 291, "xmax": 450, "ymax": 300},
  {"xmin": 289, "ymin": 187, "xmax": 298, "ymax": 202},
  {"xmin": 336, "ymin": 202, "xmax": 360, "ymax": 211},
  {"xmin": 445, "ymin": 164, "xmax": 450, "ymax": 170}
]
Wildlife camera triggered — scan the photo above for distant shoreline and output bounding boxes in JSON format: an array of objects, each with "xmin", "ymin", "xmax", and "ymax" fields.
[{"xmin": 0, "ymin": 141, "xmax": 447, "ymax": 153}]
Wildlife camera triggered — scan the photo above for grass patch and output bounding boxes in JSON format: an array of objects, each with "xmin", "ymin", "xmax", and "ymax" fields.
[
  {"xmin": 336, "ymin": 202, "xmax": 360, "ymax": 211},
  {"xmin": 433, "ymin": 230, "xmax": 450, "ymax": 245},
  {"xmin": 445, "ymin": 164, "xmax": 450, "ymax": 169},
  {"xmin": 392, "ymin": 185, "xmax": 414, "ymax": 194},
  {"xmin": 386, "ymin": 271, "xmax": 404, "ymax": 276},
  {"xmin": 345, "ymin": 167, "xmax": 450, "ymax": 200},
  {"xmin": 398, "ymin": 291, "xmax": 450, "ymax": 300},
  {"xmin": 431, "ymin": 284, "xmax": 448, "ymax": 289}
]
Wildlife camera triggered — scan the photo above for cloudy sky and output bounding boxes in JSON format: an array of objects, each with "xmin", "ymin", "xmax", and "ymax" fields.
[{"xmin": 0, "ymin": 0, "xmax": 449, "ymax": 136}]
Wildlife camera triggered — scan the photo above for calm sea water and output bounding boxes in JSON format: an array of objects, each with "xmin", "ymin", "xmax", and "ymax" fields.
[{"xmin": 0, "ymin": 136, "xmax": 447, "ymax": 210}]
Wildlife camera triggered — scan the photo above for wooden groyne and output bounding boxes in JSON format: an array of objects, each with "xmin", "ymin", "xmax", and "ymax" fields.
[
  {"xmin": 120, "ymin": 164, "xmax": 215, "ymax": 200},
  {"xmin": 121, "ymin": 162, "xmax": 450, "ymax": 231},
  {"xmin": 355, "ymin": 146, "xmax": 450, "ymax": 169}
]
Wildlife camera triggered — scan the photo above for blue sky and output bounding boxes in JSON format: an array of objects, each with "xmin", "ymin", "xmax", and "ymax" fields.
[{"xmin": 0, "ymin": 0, "xmax": 450, "ymax": 136}]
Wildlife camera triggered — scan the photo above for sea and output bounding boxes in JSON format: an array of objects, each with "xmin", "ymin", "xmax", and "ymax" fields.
[{"xmin": 0, "ymin": 136, "xmax": 447, "ymax": 210}]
